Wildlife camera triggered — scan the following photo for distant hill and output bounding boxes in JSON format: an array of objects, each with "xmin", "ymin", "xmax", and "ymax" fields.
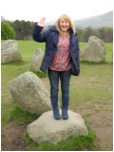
[
  {"xmin": 75, "ymin": 11, "xmax": 113, "ymax": 28},
  {"xmin": 46, "ymin": 11, "xmax": 113, "ymax": 28}
]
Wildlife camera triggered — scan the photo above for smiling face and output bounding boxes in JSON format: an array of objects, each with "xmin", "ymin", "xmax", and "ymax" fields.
[{"xmin": 59, "ymin": 18, "xmax": 70, "ymax": 33}]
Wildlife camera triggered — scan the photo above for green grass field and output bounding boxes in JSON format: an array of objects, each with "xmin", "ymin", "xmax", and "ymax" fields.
[{"xmin": 1, "ymin": 40, "xmax": 113, "ymax": 150}]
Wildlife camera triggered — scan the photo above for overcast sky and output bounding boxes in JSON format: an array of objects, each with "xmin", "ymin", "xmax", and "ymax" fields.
[{"xmin": 1, "ymin": 0, "xmax": 113, "ymax": 22}]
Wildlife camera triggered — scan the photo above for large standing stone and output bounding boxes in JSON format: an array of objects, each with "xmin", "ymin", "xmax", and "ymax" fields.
[
  {"xmin": 31, "ymin": 48, "xmax": 44, "ymax": 71},
  {"xmin": 80, "ymin": 36, "xmax": 106, "ymax": 62},
  {"xmin": 27, "ymin": 110, "xmax": 88, "ymax": 144},
  {"xmin": 1, "ymin": 40, "xmax": 22, "ymax": 63},
  {"xmin": 10, "ymin": 71, "xmax": 52, "ymax": 114}
]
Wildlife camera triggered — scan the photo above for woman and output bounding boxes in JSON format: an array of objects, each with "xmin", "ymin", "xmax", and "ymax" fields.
[{"xmin": 33, "ymin": 14, "xmax": 80, "ymax": 120}]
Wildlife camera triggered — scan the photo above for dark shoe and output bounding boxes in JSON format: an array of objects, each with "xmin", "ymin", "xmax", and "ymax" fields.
[
  {"xmin": 62, "ymin": 98, "xmax": 69, "ymax": 119},
  {"xmin": 51, "ymin": 98, "xmax": 60, "ymax": 120},
  {"xmin": 53, "ymin": 109, "xmax": 60, "ymax": 120},
  {"xmin": 62, "ymin": 109, "xmax": 68, "ymax": 119}
]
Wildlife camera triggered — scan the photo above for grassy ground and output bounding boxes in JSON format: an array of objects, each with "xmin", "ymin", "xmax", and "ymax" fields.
[{"xmin": 1, "ymin": 40, "xmax": 113, "ymax": 150}]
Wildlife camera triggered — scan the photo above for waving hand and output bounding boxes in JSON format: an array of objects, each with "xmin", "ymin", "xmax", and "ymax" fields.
[{"xmin": 37, "ymin": 17, "xmax": 46, "ymax": 26}]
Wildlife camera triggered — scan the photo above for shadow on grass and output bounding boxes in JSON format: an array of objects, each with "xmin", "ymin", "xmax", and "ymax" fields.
[{"xmin": 10, "ymin": 106, "xmax": 40, "ymax": 125}]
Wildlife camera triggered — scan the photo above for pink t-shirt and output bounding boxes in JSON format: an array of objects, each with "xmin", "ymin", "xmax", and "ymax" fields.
[{"xmin": 49, "ymin": 34, "xmax": 71, "ymax": 71}]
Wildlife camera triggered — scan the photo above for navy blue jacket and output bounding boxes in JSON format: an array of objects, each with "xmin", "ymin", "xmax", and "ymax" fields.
[{"xmin": 33, "ymin": 23, "xmax": 80, "ymax": 76}]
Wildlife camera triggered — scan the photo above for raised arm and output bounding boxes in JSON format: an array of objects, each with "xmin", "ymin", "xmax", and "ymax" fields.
[{"xmin": 33, "ymin": 17, "xmax": 49, "ymax": 42}]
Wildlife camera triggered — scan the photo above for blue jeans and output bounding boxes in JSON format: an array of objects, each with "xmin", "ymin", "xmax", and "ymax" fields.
[{"xmin": 48, "ymin": 69, "xmax": 71, "ymax": 102}]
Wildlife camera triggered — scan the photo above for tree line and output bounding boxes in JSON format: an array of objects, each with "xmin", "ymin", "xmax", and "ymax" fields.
[
  {"xmin": 77, "ymin": 26, "xmax": 113, "ymax": 43},
  {"xmin": 1, "ymin": 18, "xmax": 113, "ymax": 42}
]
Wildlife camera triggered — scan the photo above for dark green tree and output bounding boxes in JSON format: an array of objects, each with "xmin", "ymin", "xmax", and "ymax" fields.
[
  {"xmin": 11, "ymin": 20, "xmax": 34, "ymax": 40},
  {"xmin": 1, "ymin": 22, "xmax": 16, "ymax": 40}
]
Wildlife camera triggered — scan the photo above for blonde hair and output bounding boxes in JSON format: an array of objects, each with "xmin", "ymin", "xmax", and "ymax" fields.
[{"xmin": 54, "ymin": 14, "xmax": 75, "ymax": 34}]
